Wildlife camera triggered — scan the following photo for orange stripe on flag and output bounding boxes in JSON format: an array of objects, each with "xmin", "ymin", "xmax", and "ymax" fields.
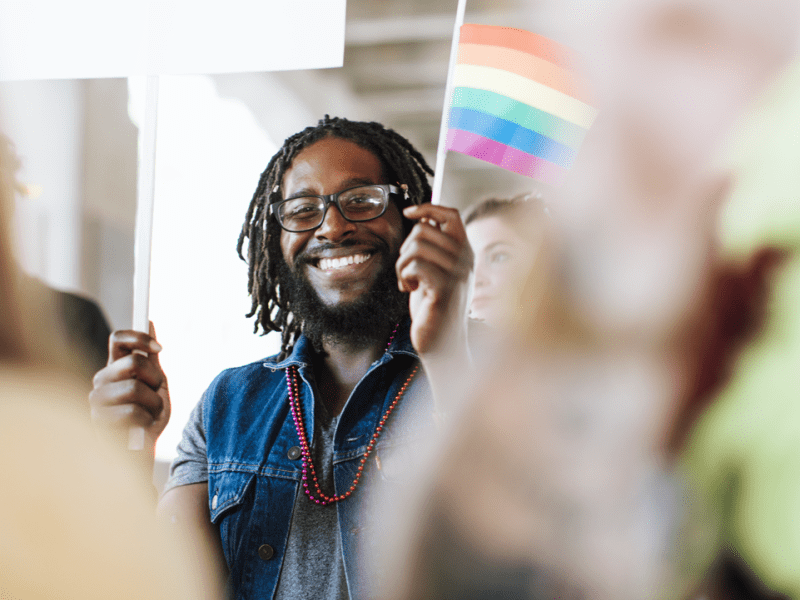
[
  {"xmin": 457, "ymin": 43, "xmax": 593, "ymax": 105},
  {"xmin": 459, "ymin": 23, "xmax": 578, "ymax": 71}
]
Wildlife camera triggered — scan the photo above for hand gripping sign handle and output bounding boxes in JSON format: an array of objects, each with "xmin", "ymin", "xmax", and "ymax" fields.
[{"xmin": 130, "ymin": 75, "xmax": 160, "ymax": 451}]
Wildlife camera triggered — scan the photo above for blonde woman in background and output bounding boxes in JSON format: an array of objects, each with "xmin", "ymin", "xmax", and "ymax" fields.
[{"xmin": 464, "ymin": 193, "xmax": 549, "ymax": 328}]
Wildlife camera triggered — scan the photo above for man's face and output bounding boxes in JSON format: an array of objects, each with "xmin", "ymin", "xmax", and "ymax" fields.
[{"xmin": 279, "ymin": 135, "xmax": 405, "ymax": 310}]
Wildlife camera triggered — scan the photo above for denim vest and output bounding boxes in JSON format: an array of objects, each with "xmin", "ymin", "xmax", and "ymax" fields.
[{"xmin": 202, "ymin": 320, "xmax": 432, "ymax": 599}]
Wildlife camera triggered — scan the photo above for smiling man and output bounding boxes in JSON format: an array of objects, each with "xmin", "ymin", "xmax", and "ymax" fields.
[
  {"xmin": 272, "ymin": 135, "xmax": 410, "ymax": 366},
  {"xmin": 89, "ymin": 116, "xmax": 472, "ymax": 599}
]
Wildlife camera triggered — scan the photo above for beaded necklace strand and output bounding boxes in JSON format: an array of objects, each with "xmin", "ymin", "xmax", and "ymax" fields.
[{"xmin": 285, "ymin": 324, "xmax": 419, "ymax": 505}]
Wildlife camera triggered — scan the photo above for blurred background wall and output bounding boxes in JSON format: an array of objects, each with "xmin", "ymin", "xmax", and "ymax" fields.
[{"xmin": 0, "ymin": 78, "xmax": 137, "ymax": 330}]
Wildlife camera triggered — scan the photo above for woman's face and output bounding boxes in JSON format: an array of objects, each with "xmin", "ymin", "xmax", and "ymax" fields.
[{"xmin": 466, "ymin": 215, "xmax": 537, "ymax": 325}]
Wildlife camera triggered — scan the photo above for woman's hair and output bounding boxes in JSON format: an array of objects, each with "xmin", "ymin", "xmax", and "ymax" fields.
[
  {"xmin": 463, "ymin": 191, "xmax": 548, "ymax": 228},
  {"xmin": 0, "ymin": 133, "xmax": 81, "ymax": 379},
  {"xmin": 0, "ymin": 133, "xmax": 30, "ymax": 364},
  {"xmin": 236, "ymin": 115, "xmax": 434, "ymax": 359}
]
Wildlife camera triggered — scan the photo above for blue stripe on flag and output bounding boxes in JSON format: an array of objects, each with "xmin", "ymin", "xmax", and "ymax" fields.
[{"xmin": 448, "ymin": 106, "xmax": 576, "ymax": 168}]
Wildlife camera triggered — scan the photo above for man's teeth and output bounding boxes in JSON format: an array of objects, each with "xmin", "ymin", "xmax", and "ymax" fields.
[{"xmin": 318, "ymin": 253, "xmax": 371, "ymax": 271}]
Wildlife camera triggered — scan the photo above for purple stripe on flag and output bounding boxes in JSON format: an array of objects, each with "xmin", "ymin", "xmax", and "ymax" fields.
[{"xmin": 446, "ymin": 128, "xmax": 568, "ymax": 185}]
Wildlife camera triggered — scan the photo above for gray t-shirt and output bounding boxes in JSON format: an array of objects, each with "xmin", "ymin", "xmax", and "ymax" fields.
[
  {"xmin": 276, "ymin": 395, "xmax": 348, "ymax": 600},
  {"xmin": 164, "ymin": 394, "xmax": 349, "ymax": 600}
]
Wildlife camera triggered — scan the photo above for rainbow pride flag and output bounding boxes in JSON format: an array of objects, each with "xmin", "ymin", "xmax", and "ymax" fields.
[{"xmin": 446, "ymin": 24, "xmax": 598, "ymax": 186}]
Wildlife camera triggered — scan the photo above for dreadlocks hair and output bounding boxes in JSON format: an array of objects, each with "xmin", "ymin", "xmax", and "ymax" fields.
[{"xmin": 236, "ymin": 115, "xmax": 435, "ymax": 360}]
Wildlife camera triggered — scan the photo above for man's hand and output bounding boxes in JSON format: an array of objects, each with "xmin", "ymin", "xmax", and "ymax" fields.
[
  {"xmin": 396, "ymin": 204, "xmax": 473, "ymax": 357},
  {"xmin": 89, "ymin": 323, "xmax": 170, "ymax": 457}
]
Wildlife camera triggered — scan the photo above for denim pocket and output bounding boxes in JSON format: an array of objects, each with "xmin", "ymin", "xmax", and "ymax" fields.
[{"xmin": 208, "ymin": 470, "xmax": 256, "ymax": 523}]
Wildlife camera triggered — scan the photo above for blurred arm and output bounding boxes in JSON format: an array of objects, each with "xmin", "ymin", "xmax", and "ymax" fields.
[{"xmin": 157, "ymin": 483, "xmax": 229, "ymax": 599}]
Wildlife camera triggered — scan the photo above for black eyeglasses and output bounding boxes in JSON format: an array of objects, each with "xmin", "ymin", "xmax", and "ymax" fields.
[{"xmin": 270, "ymin": 184, "xmax": 406, "ymax": 233}]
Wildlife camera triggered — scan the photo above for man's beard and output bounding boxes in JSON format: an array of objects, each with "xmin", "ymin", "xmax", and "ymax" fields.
[{"xmin": 278, "ymin": 242, "xmax": 409, "ymax": 352}]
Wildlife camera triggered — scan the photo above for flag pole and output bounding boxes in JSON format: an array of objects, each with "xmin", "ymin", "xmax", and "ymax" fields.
[
  {"xmin": 430, "ymin": 0, "xmax": 468, "ymax": 206},
  {"xmin": 129, "ymin": 74, "xmax": 160, "ymax": 451}
]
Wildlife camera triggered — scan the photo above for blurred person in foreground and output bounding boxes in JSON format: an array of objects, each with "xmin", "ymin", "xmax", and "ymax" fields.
[
  {"xmin": 364, "ymin": 0, "xmax": 800, "ymax": 598},
  {"xmin": 464, "ymin": 193, "xmax": 549, "ymax": 327},
  {"xmin": 682, "ymin": 56, "xmax": 800, "ymax": 600},
  {"xmin": 0, "ymin": 134, "xmax": 211, "ymax": 598},
  {"xmin": 89, "ymin": 116, "xmax": 473, "ymax": 599}
]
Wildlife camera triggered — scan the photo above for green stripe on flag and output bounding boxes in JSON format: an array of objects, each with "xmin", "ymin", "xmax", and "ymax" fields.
[{"xmin": 452, "ymin": 86, "xmax": 588, "ymax": 149}]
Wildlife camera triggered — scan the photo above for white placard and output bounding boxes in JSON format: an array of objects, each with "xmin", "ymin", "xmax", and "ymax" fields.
[{"xmin": 0, "ymin": 0, "xmax": 345, "ymax": 80}]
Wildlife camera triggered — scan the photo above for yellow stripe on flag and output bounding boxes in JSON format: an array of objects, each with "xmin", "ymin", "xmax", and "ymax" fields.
[{"xmin": 453, "ymin": 64, "xmax": 598, "ymax": 129}]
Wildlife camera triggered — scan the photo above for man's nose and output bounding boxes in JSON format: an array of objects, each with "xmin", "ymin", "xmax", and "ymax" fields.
[{"xmin": 315, "ymin": 203, "xmax": 357, "ymax": 242}]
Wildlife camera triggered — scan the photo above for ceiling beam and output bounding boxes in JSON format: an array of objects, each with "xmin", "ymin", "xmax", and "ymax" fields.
[
  {"xmin": 359, "ymin": 87, "xmax": 444, "ymax": 116},
  {"xmin": 345, "ymin": 11, "xmax": 531, "ymax": 46}
]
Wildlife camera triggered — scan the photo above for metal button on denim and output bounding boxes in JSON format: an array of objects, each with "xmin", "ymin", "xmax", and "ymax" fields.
[
  {"xmin": 258, "ymin": 544, "xmax": 274, "ymax": 561},
  {"xmin": 287, "ymin": 446, "xmax": 302, "ymax": 460}
]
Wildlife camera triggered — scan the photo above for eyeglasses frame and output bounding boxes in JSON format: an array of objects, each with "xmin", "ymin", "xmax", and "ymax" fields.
[{"xmin": 269, "ymin": 183, "xmax": 408, "ymax": 233}]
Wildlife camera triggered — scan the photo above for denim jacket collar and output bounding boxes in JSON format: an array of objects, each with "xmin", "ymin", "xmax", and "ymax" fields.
[{"xmin": 261, "ymin": 317, "xmax": 417, "ymax": 370}]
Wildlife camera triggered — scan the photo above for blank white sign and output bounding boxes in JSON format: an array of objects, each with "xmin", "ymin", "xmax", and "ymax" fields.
[{"xmin": 0, "ymin": 0, "xmax": 346, "ymax": 80}]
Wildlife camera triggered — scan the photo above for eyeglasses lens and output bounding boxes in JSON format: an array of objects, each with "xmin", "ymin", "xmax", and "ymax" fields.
[{"xmin": 278, "ymin": 186, "xmax": 387, "ymax": 231}]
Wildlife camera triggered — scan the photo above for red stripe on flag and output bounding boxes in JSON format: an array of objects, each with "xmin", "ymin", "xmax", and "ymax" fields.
[
  {"xmin": 459, "ymin": 23, "xmax": 579, "ymax": 70},
  {"xmin": 457, "ymin": 43, "xmax": 593, "ymax": 105},
  {"xmin": 446, "ymin": 128, "xmax": 568, "ymax": 186}
]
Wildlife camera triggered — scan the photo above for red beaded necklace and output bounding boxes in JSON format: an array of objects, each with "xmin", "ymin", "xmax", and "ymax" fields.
[{"xmin": 285, "ymin": 324, "xmax": 419, "ymax": 505}]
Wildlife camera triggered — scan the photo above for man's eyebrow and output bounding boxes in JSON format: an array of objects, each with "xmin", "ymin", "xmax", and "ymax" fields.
[
  {"xmin": 285, "ymin": 178, "xmax": 377, "ymax": 199},
  {"xmin": 285, "ymin": 187, "xmax": 317, "ymax": 198},
  {"xmin": 340, "ymin": 177, "xmax": 377, "ymax": 188}
]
